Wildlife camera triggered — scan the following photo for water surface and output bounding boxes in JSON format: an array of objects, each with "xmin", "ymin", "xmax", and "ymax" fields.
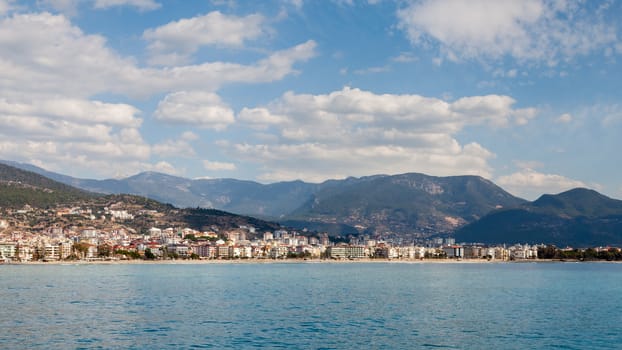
[{"xmin": 1, "ymin": 262, "xmax": 621, "ymax": 349}]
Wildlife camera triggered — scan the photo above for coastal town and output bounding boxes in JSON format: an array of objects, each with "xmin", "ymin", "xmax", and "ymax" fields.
[{"xmin": 1, "ymin": 200, "xmax": 618, "ymax": 263}]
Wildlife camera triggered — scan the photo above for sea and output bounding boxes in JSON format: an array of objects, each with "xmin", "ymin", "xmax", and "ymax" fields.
[{"xmin": 1, "ymin": 262, "xmax": 621, "ymax": 349}]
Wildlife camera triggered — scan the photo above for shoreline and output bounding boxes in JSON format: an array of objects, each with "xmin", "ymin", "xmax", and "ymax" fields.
[{"xmin": 3, "ymin": 258, "xmax": 615, "ymax": 265}]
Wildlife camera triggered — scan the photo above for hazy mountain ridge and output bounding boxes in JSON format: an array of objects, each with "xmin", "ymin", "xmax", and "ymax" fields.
[{"xmin": 455, "ymin": 188, "xmax": 622, "ymax": 247}]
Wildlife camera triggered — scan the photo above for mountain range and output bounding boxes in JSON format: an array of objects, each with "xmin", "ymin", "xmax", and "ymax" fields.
[
  {"xmin": 0, "ymin": 160, "xmax": 524, "ymax": 236},
  {"xmin": 4, "ymin": 159, "xmax": 622, "ymax": 246}
]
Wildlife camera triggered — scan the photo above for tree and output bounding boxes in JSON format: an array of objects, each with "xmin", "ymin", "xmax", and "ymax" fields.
[
  {"xmin": 537, "ymin": 245, "xmax": 557, "ymax": 259},
  {"xmin": 72, "ymin": 242, "xmax": 90, "ymax": 260},
  {"xmin": 583, "ymin": 248, "xmax": 598, "ymax": 261},
  {"xmin": 144, "ymin": 248, "xmax": 156, "ymax": 260},
  {"xmin": 98, "ymin": 244, "xmax": 111, "ymax": 257}
]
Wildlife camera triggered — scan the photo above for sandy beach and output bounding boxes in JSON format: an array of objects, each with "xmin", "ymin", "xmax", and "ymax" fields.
[{"xmin": 4, "ymin": 257, "xmax": 543, "ymax": 265}]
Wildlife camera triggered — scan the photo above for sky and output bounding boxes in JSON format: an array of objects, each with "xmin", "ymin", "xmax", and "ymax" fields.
[{"xmin": 0, "ymin": 0, "xmax": 621, "ymax": 200}]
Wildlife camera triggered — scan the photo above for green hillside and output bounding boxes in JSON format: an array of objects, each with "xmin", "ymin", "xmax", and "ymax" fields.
[
  {"xmin": 455, "ymin": 188, "xmax": 622, "ymax": 247},
  {"xmin": 0, "ymin": 163, "xmax": 96, "ymax": 207}
]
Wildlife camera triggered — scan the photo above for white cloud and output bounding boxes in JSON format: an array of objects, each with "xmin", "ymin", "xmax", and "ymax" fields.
[
  {"xmin": 181, "ymin": 131, "xmax": 199, "ymax": 141},
  {"xmin": 0, "ymin": 13, "xmax": 142, "ymax": 98},
  {"xmin": 227, "ymin": 87, "xmax": 536, "ymax": 182},
  {"xmin": 0, "ymin": 13, "xmax": 316, "ymax": 98},
  {"xmin": 286, "ymin": 0, "xmax": 303, "ymax": 10},
  {"xmin": 238, "ymin": 107, "xmax": 288, "ymax": 129},
  {"xmin": 556, "ymin": 113, "xmax": 573, "ymax": 123},
  {"xmin": 0, "ymin": 98, "xmax": 141, "ymax": 127},
  {"xmin": 392, "ymin": 52, "xmax": 417, "ymax": 63},
  {"xmin": 0, "ymin": 12, "xmax": 315, "ymax": 178},
  {"xmin": 143, "ymin": 11, "xmax": 265, "ymax": 65},
  {"xmin": 93, "ymin": 0, "xmax": 160, "ymax": 11},
  {"xmin": 154, "ymin": 91, "xmax": 235, "ymax": 130},
  {"xmin": 153, "ymin": 139, "xmax": 196, "ymax": 158},
  {"xmin": 451, "ymin": 95, "xmax": 536, "ymax": 127},
  {"xmin": 398, "ymin": 0, "xmax": 619, "ymax": 65},
  {"xmin": 0, "ymin": 136, "xmax": 157, "ymax": 179},
  {"xmin": 38, "ymin": 0, "xmax": 79, "ymax": 16},
  {"xmin": 496, "ymin": 168, "xmax": 589, "ymax": 200},
  {"xmin": 152, "ymin": 161, "xmax": 180, "ymax": 175},
  {"xmin": 203, "ymin": 160, "xmax": 236, "ymax": 171}
]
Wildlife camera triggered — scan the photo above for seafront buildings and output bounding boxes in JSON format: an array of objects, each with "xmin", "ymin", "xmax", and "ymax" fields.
[{"xmin": 0, "ymin": 204, "xmax": 610, "ymax": 263}]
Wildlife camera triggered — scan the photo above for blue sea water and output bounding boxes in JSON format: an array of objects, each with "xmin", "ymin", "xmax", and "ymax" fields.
[{"xmin": 1, "ymin": 262, "xmax": 621, "ymax": 349}]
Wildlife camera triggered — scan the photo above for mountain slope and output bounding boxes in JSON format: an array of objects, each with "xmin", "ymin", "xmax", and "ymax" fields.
[
  {"xmin": 0, "ymin": 163, "xmax": 281, "ymax": 235},
  {"xmin": 0, "ymin": 161, "xmax": 317, "ymax": 218},
  {"xmin": 288, "ymin": 173, "xmax": 525, "ymax": 235},
  {"xmin": 455, "ymin": 188, "xmax": 622, "ymax": 246},
  {"xmin": 1, "ymin": 161, "xmax": 528, "ymax": 236},
  {"xmin": 0, "ymin": 163, "xmax": 96, "ymax": 207}
]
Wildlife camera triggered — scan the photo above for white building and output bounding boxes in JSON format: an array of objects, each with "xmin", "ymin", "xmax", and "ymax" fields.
[
  {"xmin": 110, "ymin": 210, "xmax": 134, "ymax": 220},
  {"xmin": 0, "ymin": 243, "xmax": 16, "ymax": 260}
]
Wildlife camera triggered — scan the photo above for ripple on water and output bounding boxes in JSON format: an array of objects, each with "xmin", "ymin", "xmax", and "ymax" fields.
[{"xmin": 1, "ymin": 263, "xmax": 622, "ymax": 349}]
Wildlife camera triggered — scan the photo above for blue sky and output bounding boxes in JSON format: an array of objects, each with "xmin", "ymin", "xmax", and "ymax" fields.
[{"xmin": 0, "ymin": 0, "xmax": 621, "ymax": 200}]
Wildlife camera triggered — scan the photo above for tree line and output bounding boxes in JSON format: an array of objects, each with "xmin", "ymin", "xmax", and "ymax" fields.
[{"xmin": 538, "ymin": 245, "xmax": 622, "ymax": 261}]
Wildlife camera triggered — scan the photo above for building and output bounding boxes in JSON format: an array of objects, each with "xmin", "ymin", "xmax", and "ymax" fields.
[
  {"xmin": 109, "ymin": 210, "xmax": 134, "ymax": 220},
  {"xmin": 217, "ymin": 245, "xmax": 230, "ymax": 259},
  {"xmin": 270, "ymin": 245, "xmax": 289, "ymax": 259},
  {"xmin": 0, "ymin": 242, "xmax": 16, "ymax": 260},
  {"xmin": 167, "ymin": 244, "xmax": 190, "ymax": 257},
  {"xmin": 443, "ymin": 246, "xmax": 464, "ymax": 258},
  {"xmin": 326, "ymin": 246, "xmax": 347, "ymax": 259},
  {"xmin": 43, "ymin": 244, "xmax": 60, "ymax": 261},
  {"xmin": 375, "ymin": 246, "xmax": 398, "ymax": 259}
]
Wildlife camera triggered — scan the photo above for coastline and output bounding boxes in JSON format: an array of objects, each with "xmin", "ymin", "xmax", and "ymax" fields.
[{"xmin": 3, "ymin": 258, "xmax": 606, "ymax": 265}]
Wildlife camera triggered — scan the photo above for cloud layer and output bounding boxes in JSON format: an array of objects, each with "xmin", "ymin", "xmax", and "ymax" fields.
[
  {"xmin": 144, "ymin": 11, "xmax": 266, "ymax": 66},
  {"xmin": 228, "ymin": 87, "xmax": 536, "ymax": 182},
  {"xmin": 398, "ymin": 0, "xmax": 618, "ymax": 65},
  {"xmin": 0, "ymin": 12, "xmax": 314, "ymax": 177}
]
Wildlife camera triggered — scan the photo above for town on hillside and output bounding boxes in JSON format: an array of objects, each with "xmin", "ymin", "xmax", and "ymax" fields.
[{"xmin": 2, "ymin": 201, "xmax": 621, "ymax": 263}]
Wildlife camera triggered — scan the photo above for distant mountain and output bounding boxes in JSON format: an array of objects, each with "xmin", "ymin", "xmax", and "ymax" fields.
[
  {"xmin": 288, "ymin": 173, "xmax": 526, "ymax": 235},
  {"xmin": 0, "ymin": 162, "xmax": 280, "ymax": 235},
  {"xmin": 0, "ymin": 161, "xmax": 317, "ymax": 218},
  {"xmin": 455, "ymin": 188, "xmax": 622, "ymax": 247},
  {"xmin": 0, "ymin": 160, "xmax": 527, "ymax": 236},
  {"xmin": 0, "ymin": 163, "xmax": 95, "ymax": 207}
]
